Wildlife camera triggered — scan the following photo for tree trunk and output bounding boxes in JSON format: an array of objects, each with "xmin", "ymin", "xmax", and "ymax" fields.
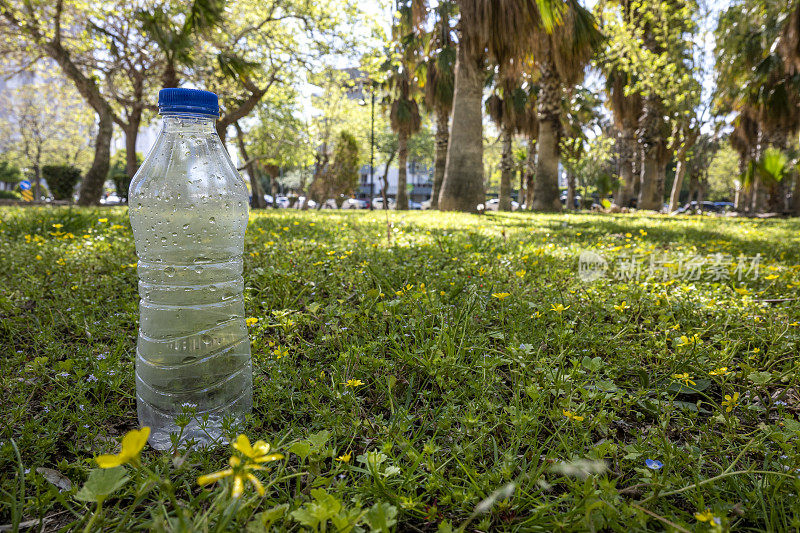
[
  {"xmin": 525, "ymin": 140, "xmax": 536, "ymax": 208},
  {"xmin": 566, "ymin": 171, "xmax": 576, "ymax": 210},
  {"xmin": 533, "ymin": 57, "xmax": 562, "ymax": 212},
  {"xmin": 438, "ymin": 46, "xmax": 485, "ymax": 212},
  {"xmin": 77, "ymin": 111, "xmax": 113, "ymax": 206},
  {"xmin": 432, "ymin": 107, "xmax": 449, "ymax": 209},
  {"xmin": 381, "ymin": 151, "xmax": 395, "ymax": 210},
  {"xmin": 751, "ymin": 175, "xmax": 764, "ymax": 213},
  {"xmin": 124, "ymin": 119, "xmax": 140, "ymax": 185},
  {"xmin": 397, "ymin": 131, "xmax": 409, "ymax": 210},
  {"xmin": 793, "ymin": 174, "xmax": 800, "ymax": 216},
  {"xmin": 687, "ymin": 173, "xmax": 699, "ymax": 207},
  {"xmin": 234, "ymin": 122, "xmax": 266, "ymax": 209},
  {"xmin": 33, "ymin": 162, "xmax": 41, "ymax": 201},
  {"xmin": 638, "ymin": 96, "xmax": 664, "ymax": 211},
  {"xmin": 162, "ymin": 60, "xmax": 179, "ymax": 89},
  {"xmin": 669, "ymin": 148, "xmax": 689, "ymax": 212},
  {"xmin": 499, "ymin": 128, "xmax": 513, "ymax": 211},
  {"xmin": 615, "ymin": 132, "xmax": 635, "ymax": 207}
]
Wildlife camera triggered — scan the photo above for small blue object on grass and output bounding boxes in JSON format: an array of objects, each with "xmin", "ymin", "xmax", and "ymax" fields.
[{"xmin": 645, "ymin": 459, "xmax": 663, "ymax": 470}]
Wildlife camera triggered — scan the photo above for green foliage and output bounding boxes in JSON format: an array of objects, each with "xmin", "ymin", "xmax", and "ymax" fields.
[
  {"xmin": 0, "ymin": 160, "xmax": 22, "ymax": 186},
  {"xmin": 42, "ymin": 165, "xmax": 81, "ymax": 201},
  {"xmin": 755, "ymin": 148, "xmax": 790, "ymax": 185},
  {"xmin": 309, "ymin": 131, "xmax": 361, "ymax": 205},
  {"xmin": 0, "ymin": 190, "xmax": 22, "ymax": 200},
  {"xmin": 707, "ymin": 144, "xmax": 741, "ymax": 201},
  {"xmin": 107, "ymin": 151, "xmax": 142, "ymax": 200},
  {"xmin": 74, "ymin": 468, "xmax": 129, "ymax": 504}
]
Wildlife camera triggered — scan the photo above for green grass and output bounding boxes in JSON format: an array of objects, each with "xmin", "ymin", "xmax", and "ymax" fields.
[{"xmin": 1, "ymin": 206, "xmax": 800, "ymax": 532}]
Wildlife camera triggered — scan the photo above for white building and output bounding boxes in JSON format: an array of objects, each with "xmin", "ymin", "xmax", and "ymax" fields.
[{"xmin": 356, "ymin": 161, "xmax": 433, "ymax": 203}]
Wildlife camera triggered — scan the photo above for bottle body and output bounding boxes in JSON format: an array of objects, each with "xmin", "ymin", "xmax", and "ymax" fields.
[{"xmin": 129, "ymin": 114, "xmax": 251, "ymax": 450}]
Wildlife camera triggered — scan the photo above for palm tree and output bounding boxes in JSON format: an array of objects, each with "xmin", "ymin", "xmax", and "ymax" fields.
[
  {"xmin": 136, "ymin": 0, "xmax": 226, "ymax": 88},
  {"xmin": 604, "ymin": 70, "xmax": 642, "ymax": 208},
  {"xmin": 779, "ymin": 2, "xmax": 800, "ymax": 215},
  {"xmin": 531, "ymin": 1, "xmax": 604, "ymax": 212},
  {"xmin": 438, "ymin": 0, "xmax": 560, "ymax": 212},
  {"xmin": 388, "ymin": 74, "xmax": 422, "ymax": 210},
  {"xmin": 716, "ymin": 0, "xmax": 800, "ymax": 214},
  {"xmin": 486, "ymin": 76, "xmax": 536, "ymax": 210},
  {"xmin": 386, "ymin": 0, "xmax": 426, "ymax": 210},
  {"xmin": 422, "ymin": 0, "xmax": 457, "ymax": 209},
  {"xmin": 560, "ymin": 87, "xmax": 601, "ymax": 210}
]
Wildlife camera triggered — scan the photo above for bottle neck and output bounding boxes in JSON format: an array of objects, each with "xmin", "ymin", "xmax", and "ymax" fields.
[{"xmin": 161, "ymin": 114, "xmax": 218, "ymax": 134}]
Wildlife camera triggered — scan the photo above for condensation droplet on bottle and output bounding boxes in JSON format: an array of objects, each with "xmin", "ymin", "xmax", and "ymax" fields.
[
  {"xmin": 183, "ymin": 224, "xmax": 190, "ymax": 230},
  {"xmin": 209, "ymin": 217, "xmax": 216, "ymax": 224},
  {"xmin": 161, "ymin": 237, "xmax": 167, "ymax": 244},
  {"xmin": 164, "ymin": 266, "xmax": 175, "ymax": 277},
  {"xmin": 201, "ymin": 334, "xmax": 212, "ymax": 345}
]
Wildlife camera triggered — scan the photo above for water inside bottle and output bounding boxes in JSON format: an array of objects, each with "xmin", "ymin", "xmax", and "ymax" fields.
[{"xmin": 129, "ymin": 114, "xmax": 251, "ymax": 450}]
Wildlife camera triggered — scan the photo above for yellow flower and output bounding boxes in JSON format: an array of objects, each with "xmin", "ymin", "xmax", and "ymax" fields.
[
  {"xmin": 672, "ymin": 373, "xmax": 696, "ymax": 386},
  {"xmin": 709, "ymin": 367, "xmax": 731, "ymax": 376},
  {"xmin": 95, "ymin": 427, "xmax": 150, "ymax": 468},
  {"xmin": 551, "ymin": 303, "xmax": 569, "ymax": 314},
  {"xmin": 198, "ymin": 435, "xmax": 284, "ymax": 498},
  {"xmin": 721, "ymin": 392, "xmax": 740, "ymax": 413},
  {"xmin": 613, "ymin": 302, "xmax": 630, "ymax": 312},
  {"xmin": 563, "ymin": 410, "xmax": 585, "ymax": 422},
  {"xmin": 232, "ymin": 434, "xmax": 283, "ymax": 463},
  {"xmin": 272, "ymin": 346, "xmax": 288, "ymax": 359},
  {"xmin": 515, "ymin": 270, "xmax": 526, "ymax": 278},
  {"xmin": 734, "ymin": 287, "xmax": 750, "ymax": 296},
  {"xmin": 336, "ymin": 452, "xmax": 352, "ymax": 463},
  {"xmin": 694, "ymin": 509, "xmax": 717, "ymax": 524},
  {"xmin": 344, "ymin": 379, "xmax": 364, "ymax": 388},
  {"xmin": 764, "ymin": 274, "xmax": 778, "ymax": 280},
  {"xmin": 245, "ymin": 317, "xmax": 258, "ymax": 326},
  {"xmin": 52, "ymin": 223, "xmax": 63, "ymax": 229},
  {"xmin": 98, "ymin": 218, "xmax": 108, "ymax": 223},
  {"xmin": 35, "ymin": 254, "xmax": 42, "ymax": 260},
  {"xmin": 198, "ymin": 456, "xmax": 262, "ymax": 498},
  {"xmin": 492, "ymin": 292, "xmax": 511, "ymax": 300}
]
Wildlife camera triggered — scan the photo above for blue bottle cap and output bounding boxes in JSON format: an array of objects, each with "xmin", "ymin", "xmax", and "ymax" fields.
[{"xmin": 158, "ymin": 88, "xmax": 219, "ymax": 117}]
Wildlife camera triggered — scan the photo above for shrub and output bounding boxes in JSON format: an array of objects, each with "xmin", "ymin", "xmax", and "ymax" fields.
[
  {"xmin": 108, "ymin": 150, "xmax": 142, "ymax": 200},
  {"xmin": 0, "ymin": 159, "xmax": 22, "ymax": 188},
  {"xmin": 0, "ymin": 189, "xmax": 21, "ymax": 200},
  {"xmin": 43, "ymin": 165, "xmax": 82, "ymax": 201}
]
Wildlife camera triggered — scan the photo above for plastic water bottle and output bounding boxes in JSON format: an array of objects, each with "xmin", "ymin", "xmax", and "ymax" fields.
[{"xmin": 129, "ymin": 88, "xmax": 252, "ymax": 450}]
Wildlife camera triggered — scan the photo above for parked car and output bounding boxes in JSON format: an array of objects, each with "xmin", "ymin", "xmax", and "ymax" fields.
[
  {"xmin": 100, "ymin": 193, "xmax": 123, "ymax": 205},
  {"xmin": 343, "ymin": 198, "xmax": 368, "ymax": 209},
  {"xmin": 275, "ymin": 195, "xmax": 290, "ymax": 208},
  {"xmin": 409, "ymin": 201, "xmax": 422, "ymax": 210},
  {"xmin": 559, "ymin": 191, "xmax": 580, "ymax": 209},
  {"xmin": 372, "ymin": 197, "xmax": 396, "ymax": 210},
  {"xmin": 675, "ymin": 201, "xmax": 726, "ymax": 214},
  {"xmin": 486, "ymin": 198, "xmax": 520, "ymax": 211}
]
